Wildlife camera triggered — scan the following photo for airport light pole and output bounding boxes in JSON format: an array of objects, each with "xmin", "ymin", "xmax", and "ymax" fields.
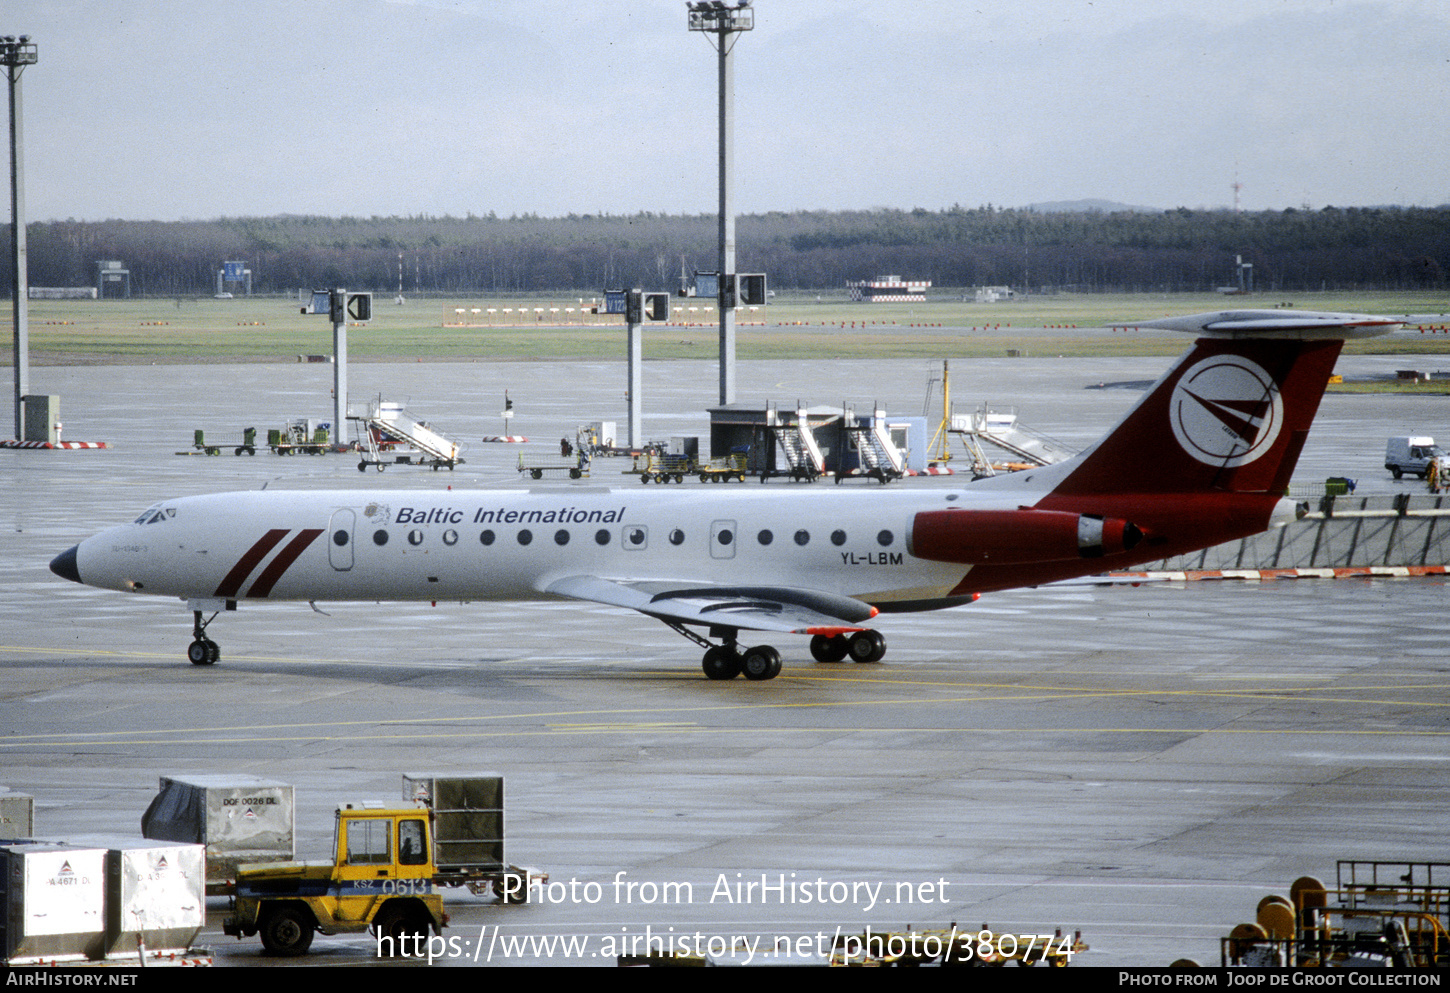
[
  {"xmin": 687, "ymin": 1, "xmax": 753, "ymax": 407},
  {"xmin": 332, "ymin": 289, "xmax": 347, "ymax": 445},
  {"xmin": 626, "ymin": 289, "xmax": 644, "ymax": 450},
  {"xmin": 3, "ymin": 34, "xmax": 36, "ymax": 441}
]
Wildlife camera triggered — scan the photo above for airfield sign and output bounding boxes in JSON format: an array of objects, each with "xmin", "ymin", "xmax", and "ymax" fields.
[{"xmin": 346, "ymin": 293, "xmax": 372, "ymax": 322}]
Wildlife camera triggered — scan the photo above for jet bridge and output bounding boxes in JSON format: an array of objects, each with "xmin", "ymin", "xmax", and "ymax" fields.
[{"xmin": 350, "ymin": 399, "xmax": 464, "ymax": 471}]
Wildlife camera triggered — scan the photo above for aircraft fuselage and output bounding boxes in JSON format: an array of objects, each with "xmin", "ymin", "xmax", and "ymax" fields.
[{"xmin": 69, "ymin": 486, "xmax": 1012, "ymax": 608}]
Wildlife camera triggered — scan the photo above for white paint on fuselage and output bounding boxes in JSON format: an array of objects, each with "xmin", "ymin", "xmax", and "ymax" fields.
[{"xmin": 73, "ymin": 486, "xmax": 1043, "ymax": 609}]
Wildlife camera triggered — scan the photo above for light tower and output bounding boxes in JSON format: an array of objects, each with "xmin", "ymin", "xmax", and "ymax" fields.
[
  {"xmin": 2, "ymin": 34, "xmax": 37, "ymax": 440},
  {"xmin": 687, "ymin": 1, "xmax": 753, "ymax": 406}
]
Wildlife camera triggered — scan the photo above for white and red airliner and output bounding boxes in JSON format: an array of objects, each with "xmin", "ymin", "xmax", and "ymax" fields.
[{"xmin": 51, "ymin": 311, "xmax": 1398, "ymax": 680}]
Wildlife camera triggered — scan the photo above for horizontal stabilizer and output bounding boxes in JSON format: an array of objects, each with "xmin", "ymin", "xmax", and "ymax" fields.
[{"xmin": 1130, "ymin": 310, "xmax": 1401, "ymax": 339}]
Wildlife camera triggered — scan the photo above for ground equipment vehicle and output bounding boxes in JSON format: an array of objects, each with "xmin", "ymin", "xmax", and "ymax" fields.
[
  {"xmin": 224, "ymin": 804, "xmax": 447, "ymax": 955},
  {"xmin": 223, "ymin": 776, "xmax": 540, "ymax": 957},
  {"xmin": 1385, "ymin": 436, "xmax": 1443, "ymax": 479}
]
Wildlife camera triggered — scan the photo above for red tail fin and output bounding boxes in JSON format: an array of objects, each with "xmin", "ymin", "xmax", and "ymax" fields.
[
  {"xmin": 1048, "ymin": 336, "xmax": 1342, "ymax": 497},
  {"xmin": 947, "ymin": 311, "xmax": 1400, "ymax": 595}
]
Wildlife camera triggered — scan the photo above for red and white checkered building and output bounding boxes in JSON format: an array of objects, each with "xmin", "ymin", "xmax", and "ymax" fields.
[{"xmin": 847, "ymin": 276, "xmax": 931, "ymax": 302}]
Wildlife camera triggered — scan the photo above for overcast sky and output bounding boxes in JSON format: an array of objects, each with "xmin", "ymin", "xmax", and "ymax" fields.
[{"xmin": 6, "ymin": 0, "xmax": 1447, "ymax": 221}]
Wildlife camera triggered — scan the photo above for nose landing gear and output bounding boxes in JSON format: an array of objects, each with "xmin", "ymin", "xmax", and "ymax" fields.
[{"xmin": 187, "ymin": 609, "xmax": 221, "ymax": 665}]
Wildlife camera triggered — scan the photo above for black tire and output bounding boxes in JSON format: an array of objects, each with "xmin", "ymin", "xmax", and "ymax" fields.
[
  {"xmin": 259, "ymin": 906, "xmax": 314, "ymax": 957},
  {"xmin": 810, "ymin": 634, "xmax": 849, "ymax": 663},
  {"xmin": 187, "ymin": 639, "xmax": 217, "ymax": 666},
  {"xmin": 1391, "ymin": 466, "xmax": 1403, "ymax": 479},
  {"xmin": 374, "ymin": 903, "xmax": 432, "ymax": 957},
  {"xmin": 847, "ymin": 630, "xmax": 886, "ymax": 663},
  {"xmin": 702, "ymin": 646, "xmax": 742, "ymax": 680},
  {"xmin": 741, "ymin": 645, "xmax": 782, "ymax": 681}
]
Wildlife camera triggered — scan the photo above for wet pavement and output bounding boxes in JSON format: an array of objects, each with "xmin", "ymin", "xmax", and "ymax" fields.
[{"xmin": 2, "ymin": 346, "xmax": 1447, "ymax": 967}]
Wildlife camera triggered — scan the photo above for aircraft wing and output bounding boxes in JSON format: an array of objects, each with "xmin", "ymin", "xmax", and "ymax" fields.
[{"xmin": 543, "ymin": 575, "xmax": 878, "ymax": 634}]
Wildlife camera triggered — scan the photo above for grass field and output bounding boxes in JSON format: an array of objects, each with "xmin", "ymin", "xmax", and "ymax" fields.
[{"xmin": 3, "ymin": 290, "xmax": 1447, "ymax": 365}]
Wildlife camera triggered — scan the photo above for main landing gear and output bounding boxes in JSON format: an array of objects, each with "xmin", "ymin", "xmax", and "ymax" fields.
[
  {"xmin": 187, "ymin": 609, "xmax": 220, "ymax": 666},
  {"xmin": 809, "ymin": 629, "xmax": 887, "ymax": 664},
  {"xmin": 702, "ymin": 643, "xmax": 781, "ymax": 681},
  {"xmin": 664, "ymin": 622, "xmax": 887, "ymax": 680}
]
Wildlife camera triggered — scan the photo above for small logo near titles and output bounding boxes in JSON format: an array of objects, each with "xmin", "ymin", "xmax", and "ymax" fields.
[{"xmin": 1170, "ymin": 356, "xmax": 1283, "ymax": 467}]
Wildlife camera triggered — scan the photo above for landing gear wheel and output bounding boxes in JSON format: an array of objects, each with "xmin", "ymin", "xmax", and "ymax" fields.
[
  {"xmin": 259, "ymin": 906, "xmax": 314, "ymax": 957},
  {"xmin": 847, "ymin": 630, "xmax": 887, "ymax": 663},
  {"xmin": 809, "ymin": 634, "xmax": 849, "ymax": 663},
  {"xmin": 702, "ymin": 646, "xmax": 742, "ymax": 680},
  {"xmin": 188, "ymin": 609, "xmax": 222, "ymax": 666},
  {"xmin": 741, "ymin": 645, "xmax": 782, "ymax": 680}
]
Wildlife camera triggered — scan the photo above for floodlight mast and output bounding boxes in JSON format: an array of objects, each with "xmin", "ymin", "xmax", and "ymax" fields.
[
  {"xmin": 2, "ymin": 35, "xmax": 36, "ymax": 440},
  {"xmin": 687, "ymin": 2, "xmax": 753, "ymax": 406}
]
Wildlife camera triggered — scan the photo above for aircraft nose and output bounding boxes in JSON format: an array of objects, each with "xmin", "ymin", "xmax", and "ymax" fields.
[{"xmin": 50, "ymin": 545, "xmax": 82, "ymax": 584}]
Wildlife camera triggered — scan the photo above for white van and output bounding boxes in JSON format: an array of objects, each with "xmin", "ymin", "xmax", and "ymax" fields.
[{"xmin": 1385, "ymin": 436, "xmax": 1444, "ymax": 479}]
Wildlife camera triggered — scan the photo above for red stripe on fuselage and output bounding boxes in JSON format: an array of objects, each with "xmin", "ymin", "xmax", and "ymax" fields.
[
  {"xmin": 214, "ymin": 529, "xmax": 291, "ymax": 598},
  {"xmin": 245, "ymin": 529, "xmax": 324, "ymax": 598}
]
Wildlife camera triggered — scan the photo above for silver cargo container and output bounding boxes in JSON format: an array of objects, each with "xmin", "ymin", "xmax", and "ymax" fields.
[
  {"xmin": 402, "ymin": 774, "xmax": 504, "ymax": 872},
  {"xmin": 0, "ymin": 791, "xmax": 34, "ymax": 840},
  {"xmin": 1, "ymin": 844, "xmax": 107, "ymax": 964},
  {"xmin": 104, "ymin": 840, "xmax": 206, "ymax": 959},
  {"xmin": 141, "ymin": 775, "xmax": 293, "ymax": 889}
]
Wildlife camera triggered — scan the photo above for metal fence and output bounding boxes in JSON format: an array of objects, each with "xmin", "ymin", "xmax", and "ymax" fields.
[{"xmin": 1136, "ymin": 495, "xmax": 1450, "ymax": 574}]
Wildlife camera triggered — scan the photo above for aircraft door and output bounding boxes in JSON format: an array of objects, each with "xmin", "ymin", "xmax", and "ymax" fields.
[
  {"xmin": 709, "ymin": 520, "xmax": 737, "ymax": 560},
  {"xmin": 328, "ymin": 509, "xmax": 356, "ymax": 571}
]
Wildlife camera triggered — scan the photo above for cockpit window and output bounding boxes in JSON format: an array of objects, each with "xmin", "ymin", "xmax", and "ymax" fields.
[{"xmin": 133, "ymin": 505, "xmax": 174, "ymax": 525}]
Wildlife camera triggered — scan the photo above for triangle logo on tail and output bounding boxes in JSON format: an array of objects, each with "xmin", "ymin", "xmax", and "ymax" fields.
[{"xmin": 1169, "ymin": 356, "xmax": 1284, "ymax": 467}]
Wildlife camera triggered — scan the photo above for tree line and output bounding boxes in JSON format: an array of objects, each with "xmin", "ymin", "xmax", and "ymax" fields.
[{"xmin": 4, "ymin": 204, "xmax": 1447, "ymax": 297}]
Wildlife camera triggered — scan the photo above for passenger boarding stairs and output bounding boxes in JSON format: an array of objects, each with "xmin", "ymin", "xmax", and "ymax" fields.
[
  {"xmin": 952, "ymin": 405, "xmax": 1076, "ymax": 476},
  {"xmin": 841, "ymin": 404, "xmax": 905, "ymax": 482},
  {"xmin": 767, "ymin": 404, "xmax": 826, "ymax": 481},
  {"xmin": 351, "ymin": 399, "xmax": 464, "ymax": 470}
]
